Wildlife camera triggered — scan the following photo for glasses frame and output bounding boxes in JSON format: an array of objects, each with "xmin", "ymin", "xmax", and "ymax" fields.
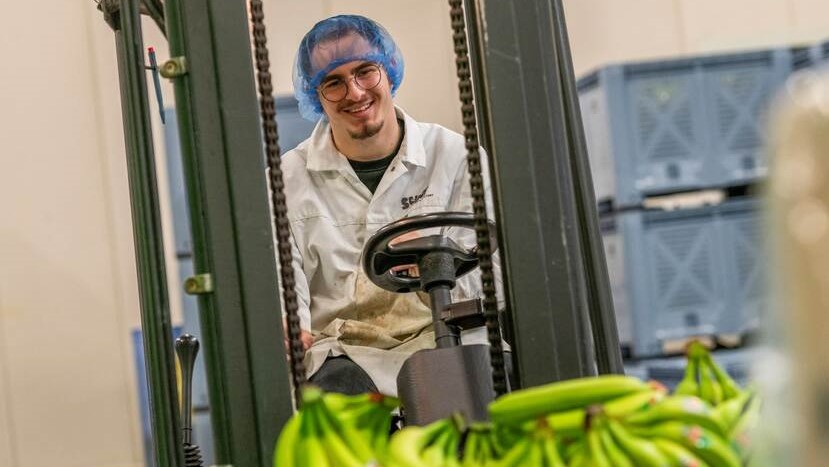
[{"xmin": 317, "ymin": 63, "xmax": 383, "ymax": 103}]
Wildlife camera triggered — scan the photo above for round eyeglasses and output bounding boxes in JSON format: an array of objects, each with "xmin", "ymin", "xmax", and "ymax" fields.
[{"xmin": 318, "ymin": 64, "xmax": 383, "ymax": 103}]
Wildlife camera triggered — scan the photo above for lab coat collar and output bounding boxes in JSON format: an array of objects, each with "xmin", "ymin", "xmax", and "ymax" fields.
[{"xmin": 305, "ymin": 106, "xmax": 427, "ymax": 172}]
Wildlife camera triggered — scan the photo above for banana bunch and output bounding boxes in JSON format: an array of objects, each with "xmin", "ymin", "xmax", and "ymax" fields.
[
  {"xmin": 384, "ymin": 415, "xmax": 465, "ymax": 467},
  {"xmin": 273, "ymin": 385, "xmax": 399, "ymax": 467},
  {"xmin": 676, "ymin": 342, "xmax": 742, "ymax": 406},
  {"xmin": 674, "ymin": 341, "xmax": 762, "ymax": 461},
  {"xmin": 563, "ymin": 404, "xmax": 741, "ymax": 467},
  {"xmin": 492, "ymin": 418, "xmax": 566, "ymax": 467},
  {"xmin": 459, "ymin": 423, "xmax": 505, "ymax": 466}
]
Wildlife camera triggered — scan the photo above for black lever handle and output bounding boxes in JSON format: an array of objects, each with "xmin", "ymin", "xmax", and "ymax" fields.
[{"xmin": 175, "ymin": 334, "xmax": 204, "ymax": 466}]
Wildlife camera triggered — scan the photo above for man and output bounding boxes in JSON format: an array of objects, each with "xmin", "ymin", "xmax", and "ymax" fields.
[{"xmin": 283, "ymin": 14, "xmax": 502, "ymax": 396}]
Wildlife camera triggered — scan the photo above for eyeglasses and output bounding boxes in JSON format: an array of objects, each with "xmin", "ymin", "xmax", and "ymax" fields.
[{"xmin": 318, "ymin": 64, "xmax": 383, "ymax": 103}]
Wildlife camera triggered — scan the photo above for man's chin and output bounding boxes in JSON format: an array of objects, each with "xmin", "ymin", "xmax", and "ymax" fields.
[{"xmin": 348, "ymin": 121, "xmax": 383, "ymax": 140}]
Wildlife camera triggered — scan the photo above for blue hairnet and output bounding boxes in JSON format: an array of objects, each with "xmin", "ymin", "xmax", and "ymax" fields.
[{"xmin": 293, "ymin": 15, "xmax": 405, "ymax": 121}]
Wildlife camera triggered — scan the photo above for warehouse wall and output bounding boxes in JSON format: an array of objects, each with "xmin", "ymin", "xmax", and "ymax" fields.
[
  {"xmin": 565, "ymin": 0, "xmax": 829, "ymax": 77},
  {"xmin": 0, "ymin": 2, "xmax": 176, "ymax": 467},
  {"xmin": 1, "ymin": 1, "xmax": 828, "ymax": 467}
]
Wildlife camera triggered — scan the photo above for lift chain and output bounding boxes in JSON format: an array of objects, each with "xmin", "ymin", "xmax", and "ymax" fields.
[
  {"xmin": 448, "ymin": 0, "xmax": 508, "ymax": 396},
  {"xmin": 248, "ymin": 0, "xmax": 307, "ymax": 402}
]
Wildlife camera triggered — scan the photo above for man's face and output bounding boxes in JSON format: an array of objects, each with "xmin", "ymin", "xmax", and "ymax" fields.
[{"xmin": 312, "ymin": 34, "xmax": 396, "ymax": 141}]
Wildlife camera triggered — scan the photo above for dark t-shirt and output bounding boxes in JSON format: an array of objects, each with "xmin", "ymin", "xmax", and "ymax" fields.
[{"xmin": 348, "ymin": 119, "xmax": 405, "ymax": 194}]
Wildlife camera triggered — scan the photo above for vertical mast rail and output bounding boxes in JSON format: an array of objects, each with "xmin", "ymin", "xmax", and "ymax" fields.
[{"xmin": 99, "ymin": 0, "xmax": 184, "ymax": 465}]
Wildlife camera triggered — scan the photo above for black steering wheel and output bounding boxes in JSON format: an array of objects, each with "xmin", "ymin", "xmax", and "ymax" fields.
[{"xmin": 362, "ymin": 212, "xmax": 497, "ymax": 293}]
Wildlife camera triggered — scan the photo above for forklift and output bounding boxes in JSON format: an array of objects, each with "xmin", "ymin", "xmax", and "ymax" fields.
[{"xmin": 95, "ymin": 0, "xmax": 623, "ymax": 465}]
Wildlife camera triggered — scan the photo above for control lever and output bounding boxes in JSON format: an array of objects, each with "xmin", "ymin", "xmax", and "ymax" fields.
[{"xmin": 175, "ymin": 334, "xmax": 204, "ymax": 467}]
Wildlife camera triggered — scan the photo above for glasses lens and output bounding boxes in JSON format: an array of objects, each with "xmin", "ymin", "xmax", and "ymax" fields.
[
  {"xmin": 320, "ymin": 80, "xmax": 347, "ymax": 102},
  {"xmin": 355, "ymin": 65, "xmax": 382, "ymax": 90}
]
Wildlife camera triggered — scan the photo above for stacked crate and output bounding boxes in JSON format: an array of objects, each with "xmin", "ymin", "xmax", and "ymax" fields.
[
  {"xmin": 578, "ymin": 48, "xmax": 791, "ymax": 358},
  {"xmin": 792, "ymin": 38, "xmax": 829, "ymax": 72}
]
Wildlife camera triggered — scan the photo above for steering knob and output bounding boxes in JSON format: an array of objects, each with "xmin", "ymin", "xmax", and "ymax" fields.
[{"xmin": 361, "ymin": 212, "xmax": 497, "ymax": 293}]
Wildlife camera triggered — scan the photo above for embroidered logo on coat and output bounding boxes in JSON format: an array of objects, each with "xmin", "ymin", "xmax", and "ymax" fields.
[{"xmin": 401, "ymin": 186, "xmax": 432, "ymax": 210}]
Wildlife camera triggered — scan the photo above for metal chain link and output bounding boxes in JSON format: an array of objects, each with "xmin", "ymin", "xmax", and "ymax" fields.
[
  {"xmin": 248, "ymin": 0, "xmax": 307, "ymax": 403},
  {"xmin": 448, "ymin": 0, "xmax": 508, "ymax": 396}
]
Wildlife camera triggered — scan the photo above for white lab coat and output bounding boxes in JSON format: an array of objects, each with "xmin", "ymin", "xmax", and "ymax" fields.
[{"xmin": 282, "ymin": 107, "xmax": 503, "ymax": 396}]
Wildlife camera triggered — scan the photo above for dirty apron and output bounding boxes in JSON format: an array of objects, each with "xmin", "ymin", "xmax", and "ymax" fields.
[{"xmin": 303, "ymin": 269, "xmax": 435, "ymax": 396}]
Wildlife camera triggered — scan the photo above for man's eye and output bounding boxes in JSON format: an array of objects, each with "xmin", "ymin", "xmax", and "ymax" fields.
[
  {"xmin": 358, "ymin": 67, "xmax": 378, "ymax": 77},
  {"xmin": 322, "ymin": 79, "xmax": 342, "ymax": 90}
]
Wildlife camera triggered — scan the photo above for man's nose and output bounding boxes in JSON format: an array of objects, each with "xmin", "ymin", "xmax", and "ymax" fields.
[{"xmin": 344, "ymin": 77, "xmax": 367, "ymax": 101}]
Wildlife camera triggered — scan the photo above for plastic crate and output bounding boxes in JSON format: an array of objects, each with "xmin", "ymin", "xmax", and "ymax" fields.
[
  {"xmin": 601, "ymin": 198, "xmax": 764, "ymax": 357},
  {"xmin": 579, "ymin": 49, "xmax": 791, "ymax": 207},
  {"xmin": 718, "ymin": 199, "xmax": 768, "ymax": 335}
]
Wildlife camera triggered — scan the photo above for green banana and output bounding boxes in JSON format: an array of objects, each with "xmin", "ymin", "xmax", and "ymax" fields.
[
  {"xmin": 567, "ymin": 444, "xmax": 588, "ymax": 467},
  {"xmin": 461, "ymin": 429, "xmax": 482, "ymax": 467},
  {"xmin": 489, "ymin": 375, "xmax": 649, "ymax": 426},
  {"xmin": 319, "ymin": 403, "xmax": 377, "ymax": 464},
  {"xmin": 295, "ymin": 403, "xmax": 330, "ymax": 467},
  {"xmin": 625, "ymin": 395, "xmax": 726, "ymax": 438},
  {"xmin": 492, "ymin": 424, "xmax": 523, "ymax": 456},
  {"xmin": 697, "ymin": 361, "xmax": 723, "ymax": 406},
  {"xmin": 421, "ymin": 425, "xmax": 454, "ymax": 465},
  {"xmin": 712, "ymin": 389, "xmax": 753, "ymax": 435},
  {"xmin": 273, "ymin": 411, "xmax": 301, "ymax": 467},
  {"xmin": 675, "ymin": 354, "xmax": 700, "ymax": 397},
  {"xmin": 312, "ymin": 403, "xmax": 368, "ymax": 467},
  {"xmin": 386, "ymin": 419, "xmax": 453, "ymax": 467},
  {"xmin": 368, "ymin": 412, "xmax": 394, "ymax": 457},
  {"xmin": 322, "ymin": 391, "xmax": 400, "ymax": 413},
  {"xmin": 385, "ymin": 427, "xmax": 432, "ymax": 467},
  {"xmin": 598, "ymin": 423, "xmax": 634, "ymax": 467},
  {"xmin": 525, "ymin": 439, "xmax": 544, "ymax": 466},
  {"xmin": 585, "ymin": 421, "xmax": 612, "ymax": 467},
  {"xmin": 652, "ymin": 438, "xmax": 709, "ymax": 467},
  {"xmin": 320, "ymin": 391, "xmax": 374, "ymax": 412},
  {"xmin": 563, "ymin": 437, "xmax": 586, "ymax": 464},
  {"xmin": 730, "ymin": 392, "xmax": 762, "ymax": 459},
  {"xmin": 703, "ymin": 354, "xmax": 741, "ymax": 401},
  {"xmin": 491, "ymin": 436, "xmax": 532, "ymax": 467},
  {"xmin": 636, "ymin": 422, "xmax": 740, "ymax": 467},
  {"xmin": 540, "ymin": 436, "xmax": 567, "ymax": 467},
  {"xmin": 606, "ymin": 418, "xmax": 670, "ymax": 467}
]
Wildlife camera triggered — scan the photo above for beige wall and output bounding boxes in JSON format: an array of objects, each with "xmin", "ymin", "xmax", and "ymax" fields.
[
  {"xmin": 0, "ymin": 2, "xmax": 178, "ymax": 466},
  {"xmin": 565, "ymin": 0, "xmax": 829, "ymax": 77},
  {"xmin": 1, "ymin": 1, "xmax": 829, "ymax": 466}
]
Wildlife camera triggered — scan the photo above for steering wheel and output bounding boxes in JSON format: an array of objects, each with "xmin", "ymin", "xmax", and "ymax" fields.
[{"xmin": 362, "ymin": 212, "xmax": 497, "ymax": 293}]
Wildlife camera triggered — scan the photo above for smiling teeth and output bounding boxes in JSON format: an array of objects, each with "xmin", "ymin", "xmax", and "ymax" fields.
[{"xmin": 348, "ymin": 103, "xmax": 371, "ymax": 113}]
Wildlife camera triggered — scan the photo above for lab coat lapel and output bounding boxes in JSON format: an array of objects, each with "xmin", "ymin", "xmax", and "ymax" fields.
[{"xmin": 372, "ymin": 108, "xmax": 427, "ymax": 200}]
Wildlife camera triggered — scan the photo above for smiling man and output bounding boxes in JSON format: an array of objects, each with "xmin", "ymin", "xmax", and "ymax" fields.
[{"xmin": 282, "ymin": 15, "xmax": 503, "ymax": 396}]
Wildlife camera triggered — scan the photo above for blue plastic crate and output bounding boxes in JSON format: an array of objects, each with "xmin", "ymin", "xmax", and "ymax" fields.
[
  {"xmin": 601, "ymin": 198, "xmax": 763, "ymax": 357},
  {"xmin": 718, "ymin": 199, "xmax": 768, "ymax": 335},
  {"xmin": 579, "ymin": 49, "xmax": 791, "ymax": 207},
  {"xmin": 602, "ymin": 205, "xmax": 726, "ymax": 357},
  {"xmin": 804, "ymin": 39, "xmax": 829, "ymax": 69}
]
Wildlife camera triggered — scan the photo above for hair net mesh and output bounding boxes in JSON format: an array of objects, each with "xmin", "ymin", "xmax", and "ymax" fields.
[{"xmin": 293, "ymin": 15, "xmax": 404, "ymax": 121}]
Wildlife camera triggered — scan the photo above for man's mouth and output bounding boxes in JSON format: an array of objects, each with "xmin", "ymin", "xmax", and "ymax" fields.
[{"xmin": 343, "ymin": 101, "xmax": 373, "ymax": 116}]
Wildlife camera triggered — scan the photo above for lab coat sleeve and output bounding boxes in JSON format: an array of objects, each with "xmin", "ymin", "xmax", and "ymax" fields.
[{"xmin": 279, "ymin": 225, "xmax": 313, "ymax": 332}]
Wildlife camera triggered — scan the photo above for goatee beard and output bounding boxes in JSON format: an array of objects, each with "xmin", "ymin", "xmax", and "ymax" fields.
[{"xmin": 348, "ymin": 121, "xmax": 383, "ymax": 140}]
